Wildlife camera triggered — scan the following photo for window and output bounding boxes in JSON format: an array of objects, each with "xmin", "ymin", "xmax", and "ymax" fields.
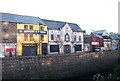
[
  {"xmin": 24, "ymin": 25, "xmax": 28, "ymax": 30},
  {"xmin": 65, "ymin": 33, "xmax": 70, "ymax": 41},
  {"xmin": 50, "ymin": 45, "xmax": 59, "ymax": 52},
  {"xmin": 79, "ymin": 36, "xmax": 81, "ymax": 41},
  {"xmin": 51, "ymin": 34, "xmax": 54, "ymax": 40},
  {"xmin": 74, "ymin": 35, "xmax": 76, "ymax": 41},
  {"xmin": 41, "ymin": 35, "xmax": 44, "ymax": 41},
  {"xmin": 29, "ymin": 25, "xmax": 33, "ymax": 30},
  {"xmin": 24, "ymin": 34, "xmax": 28, "ymax": 41},
  {"xmin": 57, "ymin": 34, "xmax": 60, "ymax": 40},
  {"xmin": 75, "ymin": 45, "xmax": 82, "ymax": 51},
  {"xmin": 29, "ymin": 34, "xmax": 33, "ymax": 41},
  {"xmin": 41, "ymin": 27, "xmax": 44, "ymax": 31}
]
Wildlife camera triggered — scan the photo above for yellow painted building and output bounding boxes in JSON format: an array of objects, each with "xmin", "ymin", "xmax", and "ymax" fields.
[
  {"xmin": 0, "ymin": 12, "xmax": 48, "ymax": 56},
  {"xmin": 17, "ymin": 23, "xmax": 48, "ymax": 56}
]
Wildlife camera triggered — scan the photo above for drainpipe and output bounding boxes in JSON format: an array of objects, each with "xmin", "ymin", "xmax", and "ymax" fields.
[{"xmin": 39, "ymin": 24, "xmax": 41, "ymax": 55}]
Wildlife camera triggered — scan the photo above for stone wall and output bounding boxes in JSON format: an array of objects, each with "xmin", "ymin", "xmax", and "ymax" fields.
[{"xmin": 2, "ymin": 51, "xmax": 120, "ymax": 79}]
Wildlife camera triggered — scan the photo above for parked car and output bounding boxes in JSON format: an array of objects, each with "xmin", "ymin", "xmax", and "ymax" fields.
[
  {"xmin": 95, "ymin": 48, "xmax": 100, "ymax": 52},
  {"xmin": 101, "ymin": 47, "xmax": 105, "ymax": 51}
]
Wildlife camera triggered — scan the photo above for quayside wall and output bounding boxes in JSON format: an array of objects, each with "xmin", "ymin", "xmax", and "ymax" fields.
[{"xmin": 2, "ymin": 51, "xmax": 120, "ymax": 79}]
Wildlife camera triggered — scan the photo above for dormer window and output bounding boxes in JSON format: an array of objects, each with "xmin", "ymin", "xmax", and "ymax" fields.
[{"xmin": 65, "ymin": 33, "xmax": 70, "ymax": 42}]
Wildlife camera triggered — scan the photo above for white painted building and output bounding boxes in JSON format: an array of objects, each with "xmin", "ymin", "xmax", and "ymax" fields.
[
  {"xmin": 110, "ymin": 34, "xmax": 120, "ymax": 50},
  {"xmin": 42, "ymin": 19, "xmax": 84, "ymax": 54}
]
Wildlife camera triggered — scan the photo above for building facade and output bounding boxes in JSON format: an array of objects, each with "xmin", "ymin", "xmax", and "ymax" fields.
[
  {"xmin": 93, "ymin": 30, "xmax": 111, "ymax": 51},
  {"xmin": 42, "ymin": 19, "xmax": 84, "ymax": 54},
  {"xmin": 0, "ymin": 21, "xmax": 17, "ymax": 57},
  {"xmin": 110, "ymin": 33, "xmax": 120, "ymax": 50},
  {"xmin": 0, "ymin": 12, "xmax": 48, "ymax": 56}
]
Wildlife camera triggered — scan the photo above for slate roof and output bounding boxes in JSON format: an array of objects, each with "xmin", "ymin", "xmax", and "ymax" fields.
[
  {"xmin": 93, "ymin": 30, "xmax": 108, "ymax": 35},
  {"xmin": 42, "ymin": 19, "xmax": 66, "ymax": 30},
  {"xmin": 68, "ymin": 23, "xmax": 82, "ymax": 32},
  {"xmin": 42, "ymin": 19, "xmax": 83, "ymax": 32},
  {"xmin": 0, "ymin": 12, "xmax": 44, "ymax": 24},
  {"xmin": 94, "ymin": 34, "xmax": 103, "ymax": 38},
  {"xmin": 110, "ymin": 34, "xmax": 120, "ymax": 40}
]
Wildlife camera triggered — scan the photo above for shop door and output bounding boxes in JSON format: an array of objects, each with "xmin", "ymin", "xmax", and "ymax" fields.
[
  {"xmin": 42, "ymin": 43, "xmax": 48, "ymax": 55},
  {"xmin": 64, "ymin": 45, "xmax": 71, "ymax": 54}
]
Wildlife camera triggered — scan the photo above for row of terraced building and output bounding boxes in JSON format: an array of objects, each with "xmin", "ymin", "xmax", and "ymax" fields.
[{"xmin": 0, "ymin": 12, "xmax": 85, "ymax": 57}]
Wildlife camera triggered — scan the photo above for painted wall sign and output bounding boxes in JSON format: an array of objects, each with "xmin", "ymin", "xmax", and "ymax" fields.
[{"xmin": 18, "ymin": 29, "xmax": 47, "ymax": 34}]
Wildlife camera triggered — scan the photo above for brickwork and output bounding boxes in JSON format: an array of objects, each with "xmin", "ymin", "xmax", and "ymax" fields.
[{"xmin": 2, "ymin": 51, "xmax": 120, "ymax": 79}]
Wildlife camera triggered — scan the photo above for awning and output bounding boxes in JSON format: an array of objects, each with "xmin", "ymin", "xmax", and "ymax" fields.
[{"xmin": 6, "ymin": 48, "xmax": 14, "ymax": 52}]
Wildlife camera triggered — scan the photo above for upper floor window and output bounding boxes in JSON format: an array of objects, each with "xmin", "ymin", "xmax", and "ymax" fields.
[
  {"xmin": 57, "ymin": 34, "xmax": 60, "ymax": 40},
  {"xmin": 29, "ymin": 34, "xmax": 33, "ymax": 41},
  {"xmin": 65, "ymin": 33, "xmax": 70, "ymax": 42},
  {"xmin": 24, "ymin": 34, "xmax": 28, "ymax": 41},
  {"xmin": 41, "ymin": 27, "xmax": 44, "ymax": 31},
  {"xmin": 74, "ymin": 35, "xmax": 76, "ymax": 41},
  {"xmin": 79, "ymin": 36, "xmax": 81, "ymax": 41},
  {"xmin": 41, "ymin": 35, "xmax": 44, "ymax": 41},
  {"xmin": 51, "ymin": 34, "xmax": 54, "ymax": 40},
  {"xmin": 29, "ymin": 25, "xmax": 33, "ymax": 30},
  {"xmin": 24, "ymin": 25, "xmax": 28, "ymax": 30}
]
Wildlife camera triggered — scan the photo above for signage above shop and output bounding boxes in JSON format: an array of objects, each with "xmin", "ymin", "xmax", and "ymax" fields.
[{"xmin": 18, "ymin": 29, "xmax": 47, "ymax": 35}]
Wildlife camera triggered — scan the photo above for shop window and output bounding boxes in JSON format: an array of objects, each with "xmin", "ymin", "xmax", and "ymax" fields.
[
  {"xmin": 50, "ymin": 45, "xmax": 59, "ymax": 52},
  {"xmin": 75, "ymin": 45, "xmax": 82, "ymax": 51}
]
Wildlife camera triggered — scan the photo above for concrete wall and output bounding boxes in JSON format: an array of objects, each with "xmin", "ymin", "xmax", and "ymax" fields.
[{"xmin": 2, "ymin": 51, "xmax": 120, "ymax": 79}]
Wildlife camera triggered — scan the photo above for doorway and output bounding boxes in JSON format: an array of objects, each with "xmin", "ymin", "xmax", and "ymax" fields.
[
  {"xmin": 22, "ymin": 43, "xmax": 37, "ymax": 56},
  {"xmin": 64, "ymin": 45, "xmax": 71, "ymax": 54}
]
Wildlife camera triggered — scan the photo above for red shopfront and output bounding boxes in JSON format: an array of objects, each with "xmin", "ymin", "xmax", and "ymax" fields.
[
  {"xmin": 5, "ymin": 48, "xmax": 14, "ymax": 57},
  {"xmin": 91, "ymin": 37, "xmax": 104, "ymax": 51}
]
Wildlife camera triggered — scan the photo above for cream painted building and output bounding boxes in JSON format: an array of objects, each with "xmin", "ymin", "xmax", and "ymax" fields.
[{"xmin": 42, "ymin": 19, "xmax": 84, "ymax": 54}]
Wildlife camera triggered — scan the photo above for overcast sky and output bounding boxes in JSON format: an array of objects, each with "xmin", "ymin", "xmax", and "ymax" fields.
[{"xmin": 0, "ymin": 0, "xmax": 119, "ymax": 34}]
